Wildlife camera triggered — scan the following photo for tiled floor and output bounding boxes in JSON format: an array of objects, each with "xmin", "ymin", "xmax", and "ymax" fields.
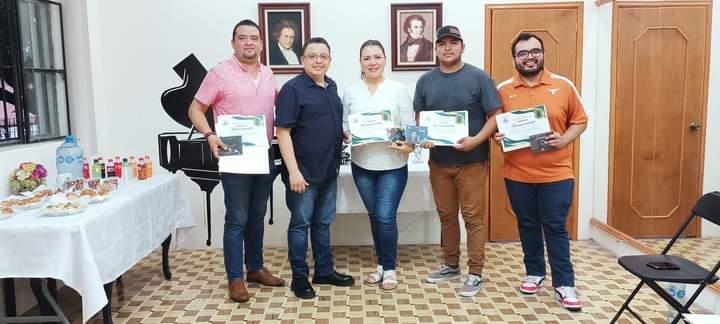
[{"xmin": 31, "ymin": 240, "xmax": 710, "ymax": 323}]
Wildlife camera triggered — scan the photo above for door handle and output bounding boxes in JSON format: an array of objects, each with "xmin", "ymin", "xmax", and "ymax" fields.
[{"xmin": 689, "ymin": 122, "xmax": 701, "ymax": 131}]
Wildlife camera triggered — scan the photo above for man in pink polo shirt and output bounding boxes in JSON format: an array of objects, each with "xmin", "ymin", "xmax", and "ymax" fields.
[{"xmin": 188, "ymin": 19, "xmax": 284, "ymax": 303}]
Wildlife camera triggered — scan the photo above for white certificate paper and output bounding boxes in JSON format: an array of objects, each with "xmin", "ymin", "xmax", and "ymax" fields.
[
  {"xmin": 419, "ymin": 110, "xmax": 469, "ymax": 146},
  {"xmin": 215, "ymin": 115, "xmax": 269, "ymax": 174},
  {"xmin": 495, "ymin": 105, "xmax": 552, "ymax": 152},
  {"xmin": 348, "ymin": 109, "xmax": 394, "ymax": 146}
]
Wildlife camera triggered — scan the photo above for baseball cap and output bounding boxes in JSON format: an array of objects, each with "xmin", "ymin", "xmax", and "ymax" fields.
[{"xmin": 436, "ymin": 25, "xmax": 463, "ymax": 42}]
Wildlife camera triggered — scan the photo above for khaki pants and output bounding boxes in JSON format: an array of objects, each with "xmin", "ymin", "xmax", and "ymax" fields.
[{"xmin": 428, "ymin": 160, "xmax": 487, "ymax": 275}]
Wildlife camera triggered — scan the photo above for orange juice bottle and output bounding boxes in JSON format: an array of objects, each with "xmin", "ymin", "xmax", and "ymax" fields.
[
  {"xmin": 144, "ymin": 155, "xmax": 153, "ymax": 178},
  {"xmin": 129, "ymin": 156, "xmax": 137, "ymax": 179}
]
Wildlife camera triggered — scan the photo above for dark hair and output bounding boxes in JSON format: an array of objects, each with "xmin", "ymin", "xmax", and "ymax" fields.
[
  {"xmin": 403, "ymin": 14, "xmax": 426, "ymax": 33},
  {"xmin": 232, "ymin": 19, "xmax": 261, "ymax": 40},
  {"xmin": 301, "ymin": 37, "xmax": 331, "ymax": 56},
  {"xmin": 271, "ymin": 19, "xmax": 299, "ymax": 43},
  {"xmin": 511, "ymin": 32, "xmax": 544, "ymax": 56},
  {"xmin": 358, "ymin": 40, "xmax": 386, "ymax": 80}
]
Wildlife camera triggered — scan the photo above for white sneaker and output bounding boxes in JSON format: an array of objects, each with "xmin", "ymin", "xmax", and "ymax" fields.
[
  {"xmin": 520, "ymin": 275, "xmax": 545, "ymax": 294},
  {"xmin": 555, "ymin": 286, "xmax": 582, "ymax": 311}
]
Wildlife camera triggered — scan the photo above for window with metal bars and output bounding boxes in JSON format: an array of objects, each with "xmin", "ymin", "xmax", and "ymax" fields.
[{"xmin": 0, "ymin": 0, "xmax": 69, "ymax": 146}]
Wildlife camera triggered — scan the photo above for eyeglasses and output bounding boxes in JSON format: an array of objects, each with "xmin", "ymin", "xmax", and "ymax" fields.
[
  {"xmin": 515, "ymin": 48, "xmax": 543, "ymax": 59},
  {"xmin": 304, "ymin": 54, "xmax": 330, "ymax": 62}
]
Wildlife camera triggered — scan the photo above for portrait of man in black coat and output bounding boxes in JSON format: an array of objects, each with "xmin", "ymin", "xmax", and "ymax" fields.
[{"xmin": 399, "ymin": 14, "xmax": 433, "ymax": 63}]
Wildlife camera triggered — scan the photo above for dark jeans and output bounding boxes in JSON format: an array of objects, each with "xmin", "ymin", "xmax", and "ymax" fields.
[
  {"xmin": 505, "ymin": 178, "xmax": 575, "ymax": 287},
  {"xmin": 285, "ymin": 178, "xmax": 338, "ymax": 279},
  {"xmin": 351, "ymin": 163, "xmax": 408, "ymax": 271},
  {"xmin": 220, "ymin": 171, "xmax": 274, "ymax": 281}
]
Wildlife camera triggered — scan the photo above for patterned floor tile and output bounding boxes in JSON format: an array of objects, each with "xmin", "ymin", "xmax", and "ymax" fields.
[{"xmin": 20, "ymin": 240, "xmax": 713, "ymax": 323}]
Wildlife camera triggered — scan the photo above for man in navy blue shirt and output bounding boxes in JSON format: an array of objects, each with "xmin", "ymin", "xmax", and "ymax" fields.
[{"xmin": 275, "ymin": 37, "xmax": 355, "ymax": 299}]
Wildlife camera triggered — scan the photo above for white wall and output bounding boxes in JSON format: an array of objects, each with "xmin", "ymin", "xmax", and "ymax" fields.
[
  {"xmin": 72, "ymin": 0, "xmax": 602, "ymax": 249},
  {"xmin": 3, "ymin": 0, "xmax": 719, "ymax": 248}
]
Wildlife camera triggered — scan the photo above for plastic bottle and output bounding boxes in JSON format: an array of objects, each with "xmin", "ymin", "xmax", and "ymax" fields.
[
  {"xmin": 82, "ymin": 158, "xmax": 90, "ymax": 179},
  {"xmin": 137, "ymin": 157, "xmax": 146, "ymax": 180},
  {"xmin": 107, "ymin": 159, "xmax": 115, "ymax": 178},
  {"xmin": 114, "ymin": 156, "xmax": 122, "ymax": 178},
  {"xmin": 99, "ymin": 158, "xmax": 106, "ymax": 179},
  {"xmin": 122, "ymin": 158, "xmax": 130, "ymax": 181},
  {"xmin": 55, "ymin": 135, "xmax": 84, "ymax": 179},
  {"xmin": 92, "ymin": 159, "xmax": 100, "ymax": 179},
  {"xmin": 129, "ymin": 156, "xmax": 137, "ymax": 179},
  {"xmin": 144, "ymin": 155, "xmax": 153, "ymax": 178}
]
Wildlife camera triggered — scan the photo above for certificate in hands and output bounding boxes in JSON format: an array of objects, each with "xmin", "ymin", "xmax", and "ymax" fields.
[
  {"xmin": 215, "ymin": 115, "xmax": 269, "ymax": 174},
  {"xmin": 496, "ymin": 105, "xmax": 552, "ymax": 152},
  {"xmin": 419, "ymin": 110, "xmax": 469, "ymax": 146},
  {"xmin": 348, "ymin": 109, "xmax": 395, "ymax": 146}
]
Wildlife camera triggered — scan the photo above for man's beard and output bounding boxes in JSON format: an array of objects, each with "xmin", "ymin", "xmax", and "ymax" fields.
[{"xmin": 516, "ymin": 58, "xmax": 543, "ymax": 77}]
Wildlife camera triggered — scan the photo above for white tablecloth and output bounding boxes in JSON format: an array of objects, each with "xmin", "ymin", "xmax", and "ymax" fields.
[
  {"xmin": 336, "ymin": 159, "xmax": 436, "ymax": 214},
  {"xmin": 0, "ymin": 174, "xmax": 192, "ymax": 323}
]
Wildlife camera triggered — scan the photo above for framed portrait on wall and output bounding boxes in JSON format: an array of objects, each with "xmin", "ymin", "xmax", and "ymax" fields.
[
  {"xmin": 258, "ymin": 3, "xmax": 310, "ymax": 74},
  {"xmin": 391, "ymin": 3, "xmax": 442, "ymax": 71}
]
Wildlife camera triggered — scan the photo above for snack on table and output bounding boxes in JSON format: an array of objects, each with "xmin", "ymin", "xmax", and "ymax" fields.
[
  {"xmin": 79, "ymin": 189, "xmax": 97, "ymax": 198},
  {"xmin": 46, "ymin": 202, "xmax": 83, "ymax": 211},
  {"xmin": 66, "ymin": 192, "xmax": 80, "ymax": 201},
  {"xmin": 101, "ymin": 178, "xmax": 118, "ymax": 191},
  {"xmin": 33, "ymin": 189, "xmax": 54, "ymax": 199},
  {"xmin": 87, "ymin": 179, "xmax": 100, "ymax": 190}
]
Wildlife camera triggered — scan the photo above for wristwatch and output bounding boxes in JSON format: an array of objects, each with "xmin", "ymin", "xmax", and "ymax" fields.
[{"xmin": 203, "ymin": 131, "xmax": 216, "ymax": 138}]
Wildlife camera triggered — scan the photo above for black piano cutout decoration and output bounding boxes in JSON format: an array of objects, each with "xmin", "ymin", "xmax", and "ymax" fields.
[{"xmin": 158, "ymin": 54, "xmax": 279, "ymax": 246}]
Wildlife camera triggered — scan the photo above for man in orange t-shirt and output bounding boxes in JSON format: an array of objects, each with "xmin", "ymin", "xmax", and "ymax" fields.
[{"xmin": 495, "ymin": 33, "xmax": 588, "ymax": 311}]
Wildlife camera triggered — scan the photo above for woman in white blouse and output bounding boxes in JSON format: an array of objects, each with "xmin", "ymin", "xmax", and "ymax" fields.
[{"xmin": 342, "ymin": 40, "xmax": 415, "ymax": 291}]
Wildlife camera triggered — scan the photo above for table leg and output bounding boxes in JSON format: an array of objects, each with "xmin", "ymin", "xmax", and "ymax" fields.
[
  {"xmin": 2, "ymin": 278, "xmax": 16, "ymax": 316},
  {"xmin": 162, "ymin": 234, "xmax": 172, "ymax": 280},
  {"xmin": 29, "ymin": 279, "xmax": 54, "ymax": 320},
  {"xmin": 205, "ymin": 191, "xmax": 212, "ymax": 246},
  {"xmin": 24, "ymin": 278, "xmax": 69, "ymax": 324},
  {"xmin": 102, "ymin": 282, "xmax": 113, "ymax": 324}
]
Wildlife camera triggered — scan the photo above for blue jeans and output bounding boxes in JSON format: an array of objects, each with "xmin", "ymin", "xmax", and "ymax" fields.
[
  {"xmin": 220, "ymin": 171, "xmax": 274, "ymax": 281},
  {"xmin": 351, "ymin": 164, "xmax": 408, "ymax": 271},
  {"xmin": 285, "ymin": 178, "xmax": 338, "ymax": 279},
  {"xmin": 505, "ymin": 179, "xmax": 575, "ymax": 287}
]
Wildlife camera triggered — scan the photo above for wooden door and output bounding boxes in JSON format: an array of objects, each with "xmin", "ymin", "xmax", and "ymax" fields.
[
  {"xmin": 608, "ymin": 1, "xmax": 711, "ymax": 238},
  {"xmin": 485, "ymin": 3, "xmax": 584, "ymax": 241}
]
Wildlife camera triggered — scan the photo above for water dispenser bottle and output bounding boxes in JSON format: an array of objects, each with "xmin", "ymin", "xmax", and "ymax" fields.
[{"xmin": 56, "ymin": 135, "xmax": 84, "ymax": 179}]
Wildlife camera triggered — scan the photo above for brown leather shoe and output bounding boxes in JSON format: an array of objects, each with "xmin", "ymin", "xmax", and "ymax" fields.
[
  {"xmin": 246, "ymin": 267, "xmax": 286, "ymax": 287},
  {"xmin": 228, "ymin": 279, "xmax": 249, "ymax": 303}
]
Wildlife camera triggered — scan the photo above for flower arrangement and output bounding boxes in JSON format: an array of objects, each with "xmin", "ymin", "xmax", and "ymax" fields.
[{"xmin": 9, "ymin": 162, "xmax": 47, "ymax": 194}]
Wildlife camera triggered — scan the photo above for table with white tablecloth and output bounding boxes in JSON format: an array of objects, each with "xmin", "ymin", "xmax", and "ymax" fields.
[
  {"xmin": 0, "ymin": 174, "xmax": 193, "ymax": 323},
  {"xmin": 336, "ymin": 158, "xmax": 436, "ymax": 214}
]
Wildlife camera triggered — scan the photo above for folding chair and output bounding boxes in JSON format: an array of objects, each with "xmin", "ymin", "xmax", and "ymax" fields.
[{"xmin": 611, "ymin": 191, "xmax": 720, "ymax": 324}]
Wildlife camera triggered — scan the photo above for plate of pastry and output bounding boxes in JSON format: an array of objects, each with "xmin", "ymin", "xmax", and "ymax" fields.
[
  {"xmin": 43, "ymin": 202, "xmax": 87, "ymax": 216},
  {"xmin": 70, "ymin": 189, "xmax": 112, "ymax": 204},
  {"xmin": 0, "ymin": 206, "xmax": 14, "ymax": 220},
  {"xmin": 2, "ymin": 195, "xmax": 47, "ymax": 210}
]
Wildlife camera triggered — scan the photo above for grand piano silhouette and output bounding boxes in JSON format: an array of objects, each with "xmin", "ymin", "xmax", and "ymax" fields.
[{"xmin": 158, "ymin": 54, "xmax": 279, "ymax": 246}]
